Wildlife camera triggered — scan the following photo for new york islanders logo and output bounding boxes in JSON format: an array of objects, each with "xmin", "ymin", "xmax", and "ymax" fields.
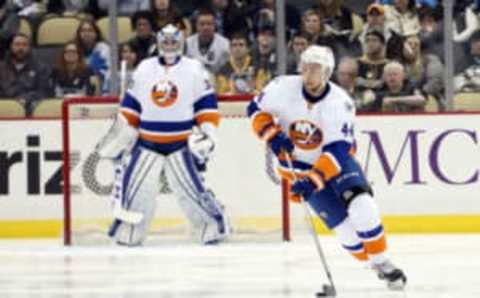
[
  {"xmin": 289, "ymin": 120, "xmax": 323, "ymax": 150},
  {"xmin": 151, "ymin": 80, "xmax": 178, "ymax": 107}
]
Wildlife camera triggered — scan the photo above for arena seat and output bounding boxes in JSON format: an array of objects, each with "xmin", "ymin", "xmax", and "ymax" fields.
[
  {"xmin": 425, "ymin": 96, "xmax": 438, "ymax": 112},
  {"xmin": 32, "ymin": 99, "xmax": 62, "ymax": 117},
  {"xmin": 96, "ymin": 17, "xmax": 133, "ymax": 43},
  {"xmin": 351, "ymin": 13, "xmax": 365, "ymax": 37},
  {"xmin": 0, "ymin": 100, "xmax": 26, "ymax": 117},
  {"xmin": 454, "ymin": 92, "xmax": 480, "ymax": 111},
  {"xmin": 18, "ymin": 18, "xmax": 32, "ymax": 38},
  {"xmin": 37, "ymin": 17, "xmax": 80, "ymax": 46}
]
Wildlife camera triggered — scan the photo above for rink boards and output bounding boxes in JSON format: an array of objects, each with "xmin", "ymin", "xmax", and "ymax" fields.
[{"xmin": 1, "ymin": 113, "xmax": 480, "ymax": 237}]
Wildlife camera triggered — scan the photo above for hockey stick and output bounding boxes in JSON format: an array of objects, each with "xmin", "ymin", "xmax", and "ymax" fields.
[
  {"xmin": 119, "ymin": 60, "xmax": 127, "ymax": 98},
  {"xmin": 105, "ymin": 60, "xmax": 144, "ymax": 224},
  {"xmin": 284, "ymin": 153, "xmax": 337, "ymax": 297}
]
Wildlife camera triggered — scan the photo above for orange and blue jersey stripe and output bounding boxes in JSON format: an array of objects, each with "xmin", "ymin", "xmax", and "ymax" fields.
[
  {"xmin": 120, "ymin": 92, "xmax": 142, "ymax": 127},
  {"xmin": 357, "ymin": 225, "xmax": 387, "ymax": 255},
  {"xmin": 194, "ymin": 93, "xmax": 220, "ymax": 127},
  {"xmin": 138, "ymin": 119, "xmax": 195, "ymax": 144}
]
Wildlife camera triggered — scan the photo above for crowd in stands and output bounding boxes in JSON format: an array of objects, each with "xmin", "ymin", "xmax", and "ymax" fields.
[{"xmin": 1, "ymin": 0, "xmax": 480, "ymax": 116}]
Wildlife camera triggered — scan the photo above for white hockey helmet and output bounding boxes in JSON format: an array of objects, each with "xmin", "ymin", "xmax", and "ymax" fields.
[
  {"xmin": 157, "ymin": 24, "xmax": 184, "ymax": 64},
  {"xmin": 299, "ymin": 45, "xmax": 335, "ymax": 80}
]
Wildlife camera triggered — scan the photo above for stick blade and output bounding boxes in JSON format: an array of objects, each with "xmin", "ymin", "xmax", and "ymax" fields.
[{"xmin": 315, "ymin": 284, "xmax": 336, "ymax": 297}]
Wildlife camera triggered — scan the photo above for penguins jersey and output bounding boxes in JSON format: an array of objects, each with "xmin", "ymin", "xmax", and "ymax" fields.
[
  {"xmin": 119, "ymin": 56, "xmax": 219, "ymax": 154},
  {"xmin": 247, "ymin": 75, "xmax": 357, "ymax": 182}
]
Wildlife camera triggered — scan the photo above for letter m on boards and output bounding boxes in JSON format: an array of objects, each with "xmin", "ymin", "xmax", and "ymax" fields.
[{"xmin": 361, "ymin": 130, "xmax": 425, "ymax": 185}]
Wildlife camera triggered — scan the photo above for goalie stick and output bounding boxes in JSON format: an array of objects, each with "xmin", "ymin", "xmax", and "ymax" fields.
[{"xmin": 284, "ymin": 154, "xmax": 337, "ymax": 297}]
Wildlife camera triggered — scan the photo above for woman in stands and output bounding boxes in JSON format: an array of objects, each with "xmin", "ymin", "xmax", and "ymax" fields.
[
  {"xmin": 50, "ymin": 41, "xmax": 100, "ymax": 98},
  {"xmin": 103, "ymin": 42, "xmax": 140, "ymax": 95},
  {"xmin": 74, "ymin": 19, "xmax": 110, "ymax": 93},
  {"xmin": 150, "ymin": 0, "xmax": 191, "ymax": 36}
]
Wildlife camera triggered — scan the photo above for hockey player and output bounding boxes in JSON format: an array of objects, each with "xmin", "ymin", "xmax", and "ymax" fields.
[
  {"xmin": 95, "ymin": 24, "xmax": 230, "ymax": 246},
  {"xmin": 247, "ymin": 45, "xmax": 407, "ymax": 290}
]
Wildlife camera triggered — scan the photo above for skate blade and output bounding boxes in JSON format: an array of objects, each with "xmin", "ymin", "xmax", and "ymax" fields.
[{"xmin": 387, "ymin": 279, "xmax": 406, "ymax": 291}]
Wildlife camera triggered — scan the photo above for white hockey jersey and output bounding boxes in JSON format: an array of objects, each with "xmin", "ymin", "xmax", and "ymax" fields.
[
  {"xmin": 120, "ymin": 56, "xmax": 219, "ymax": 153},
  {"xmin": 248, "ymin": 75, "xmax": 356, "ymax": 181}
]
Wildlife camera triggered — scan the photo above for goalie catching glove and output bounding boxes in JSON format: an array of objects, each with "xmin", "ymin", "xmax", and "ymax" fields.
[{"xmin": 188, "ymin": 123, "xmax": 217, "ymax": 164}]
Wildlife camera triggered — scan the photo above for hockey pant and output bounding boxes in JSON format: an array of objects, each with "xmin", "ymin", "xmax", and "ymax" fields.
[
  {"xmin": 108, "ymin": 145, "xmax": 230, "ymax": 246},
  {"xmin": 307, "ymin": 157, "xmax": 387, "ymax": 264}
]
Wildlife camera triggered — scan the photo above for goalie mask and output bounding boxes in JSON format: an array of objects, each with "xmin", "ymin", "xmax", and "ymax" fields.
[{"xmin": 157, "ymin": 24, "xmax": 184, "ymax": 65}]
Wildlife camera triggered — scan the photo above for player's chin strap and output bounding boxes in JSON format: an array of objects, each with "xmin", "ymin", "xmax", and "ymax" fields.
[{"xmin": 285, "ymin": 153, "xmax": 337, "ymax": 297}]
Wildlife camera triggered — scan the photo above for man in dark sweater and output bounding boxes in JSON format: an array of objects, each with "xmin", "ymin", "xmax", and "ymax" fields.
[{"xmin": 0, "ymin": 33, "xmax": 51, "ymax": 116}]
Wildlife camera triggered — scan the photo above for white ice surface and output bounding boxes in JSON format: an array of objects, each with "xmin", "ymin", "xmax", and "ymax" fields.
[{"xmin": 0, "ymin": 234, "xmax": 478, "ymax": 298}]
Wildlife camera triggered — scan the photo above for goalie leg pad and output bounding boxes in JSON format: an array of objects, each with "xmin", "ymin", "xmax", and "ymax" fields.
[
  {"xmin": 165, "ymin": 148, "xmax": 230, "ymax": 244},
  {"xmin": 109, "ymin": 146, "xmax": 165, "ymax": 245}
]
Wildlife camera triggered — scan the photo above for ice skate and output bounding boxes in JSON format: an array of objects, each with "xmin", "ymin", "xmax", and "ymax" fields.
[{"xmin": 372, "ymin": 260, "xmax": 407, "ymax": 290}]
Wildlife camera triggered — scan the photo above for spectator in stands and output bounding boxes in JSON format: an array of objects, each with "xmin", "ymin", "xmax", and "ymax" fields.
[
  {"xmin": 75, "ymin": 19, "xmax": 110, "ymax": 93},
  {"xmin": 128, "ymin": 10, "xmax": 157, "ymax": 62},
  {"xmin": 46, "ymin": 0, "xmax": 90, "ymax": 16},
  {"xmin": 104, "ymin": 42, "xmax": 139, "ymax": 95},
  {"xmin": 198, "ymin": 0, "xmax": 252, "ymax": 38},
  {"xmin": 301, "ymin": 9, "xmax": 325, "ymax": 45},
  {"xmin": 186, "ymin": 7, "xmax": 230, "ymax": 74},
  {"xmin": 312, "ymin": 0, "xmax": 355, "ymax": 35},
  {"xmin": 150, "ymin": 0, "xmax": 191, "ymax": 36},
  {"xmin": 300, "ymin": 9, "xmax": 353, "ymax": 62},
  {"xmin": 418, "ymin": 5, "xmax": 444, "ymax": 61},
  {"xmin": 11, "ymin": 0, "xmax": 46, "ymax": 19},
  {"xmin": 307, "ymin": 2, "xmax": 362, "ymax": 61},
  {"xmin": 287, "ymin": 32, "xmax": 310, "ymax": 74},
  {"xmin": 119, "ymin": 42, "xmax": 139, "ymax": 82},
  {"xmin": 378, "ymin": 0, "xmax": 439, "ymax": 9},
  {"xmin": 0, "ymin": 33, "xmax": 50, "ymax": 115},
  {"xmin": 400, "ymin": 34, "xmax": 445, "ymax": 110},
  {"xmin": 49, "ymin": 41, "xmax": 100, "ymax": 98},
  {"xmin": 453, "ymin": 1, "xmax": 479, "ymax": 43},
  {"xmin": 357, "ymin": 29, "xmax": 389, "ymax": 94},
  {"xmin": 455, "ymin": 30, "xmax": 480, "ymax": 92},
  {"xmin": 0, "ymin": 0, "xmax": 19, "ymax": 60},
  {"xmin": 336, "ymin": 57, "xmax": 375, "ymax": 111},
  {"xmin": 367, "ymin": 61, "xmax": 426, "ymax": 112},
  {"xmin": 383, "ymin": 0, "xmax": 420, "ymax": 36},
  {"xmin": 98, "ymin": 0, "xmax": 150, "ymax": 16},
  {"xmin": 359, "ymin": 4, "xmax": 393, "ymax": 52},
  {"xmin": 251, "ymin": 0, "xmax": 300, "ymax": 38},
  {"xmin": 216, "ymin": 32, "xmax": 254, "ymax": 94},
  {"xmin": 251, "ymin": 25, "xmax": 276, "ymax": 92}
]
